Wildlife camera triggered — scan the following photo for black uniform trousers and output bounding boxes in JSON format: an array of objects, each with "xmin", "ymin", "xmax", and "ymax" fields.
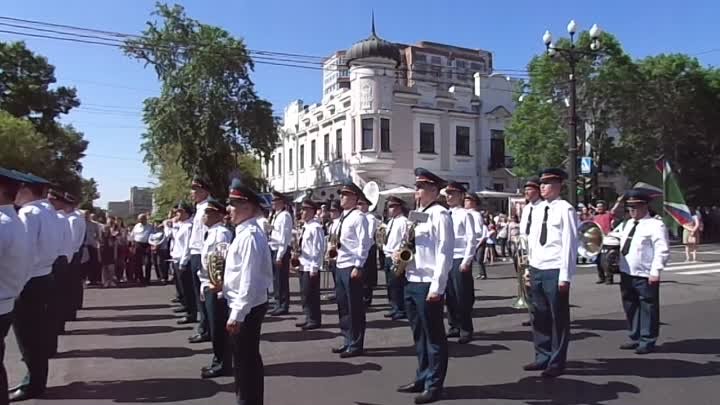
[
  {"xmin": 529, "ymin": 267, "xmax": 570, "ymax": 371},
  {"xmin": 231, "ymin": 302, "xmax": 267, "ymax": 405},
  {"xmin": 177, "ymin": 260, "xmax": 197, "ymax": 320},
  {"xmin": 84, "ymin": 246, "xmax": 100, "ymax": 284},
  {"xmin": 152, "ymin": 248, "xmax": 170, "ymax": 281},
  {"xmin": 445, "ymin": 258, "xmax": 475, "ymax": 338},
  {"xmin": 48, "ymin": 256, "xmax": 70, "ymax": 355},
  {"xmin": 13, "ymin": 273, "xmax": 53, "ymax": 394},
  {"xmin": 203, "ymin": 291, "xmax": 231, "ymax": 372},
  {"xmin": 270, "ymin": 249, "xmax": 290, "ymax": 312},
  {"xmin": 172, "ymin": 261, "xmax": 184, "ymax": 303},
  {"xmin": 69, "ymin": 251, "xmax": 84, "ymax": 316},
  {"xmin": 190, "ymin": 254, "xmax": 209, "ymax": 336},
  {"xmin": 405, "ymin": 281, "xmax": 448, "ymax": 394},
  {"xmin": 474, "ymin": 244, "xmax": 487, "ymax": 278},
  {"xmin": 335, "ymin": 266, "xmax": 366, "ymax": 353},
  {"xmin": 0, "ymin": 311, "xmax": 13, "ymax": 405},
  {"xmin": 620, "ymin": 273, "xmax": 660, "ymax": 349},
  {"xmin": 299, "ymin": 271, "xmax": 321, "ymax": 326},
  {"xmin": 133, "ymin": 242, "xmax": 151, "ymax": 284},
  {"xmin": 384, "ymin": 257, "xmax": 406, "ymax": 317},
  {"xmin": 362, "ymin": 245, "xmax": 378, "ymax": 306}
]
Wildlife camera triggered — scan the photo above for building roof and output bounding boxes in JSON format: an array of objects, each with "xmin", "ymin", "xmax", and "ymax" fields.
[{"xmin": 345, "ymin": 15, "xmax": 401, "ymax": 67}]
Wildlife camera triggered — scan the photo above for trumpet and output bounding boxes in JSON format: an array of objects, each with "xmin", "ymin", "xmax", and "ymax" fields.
[{"xmin": 207, "ymin": 242, "xmax": 229, "ymax": 288}]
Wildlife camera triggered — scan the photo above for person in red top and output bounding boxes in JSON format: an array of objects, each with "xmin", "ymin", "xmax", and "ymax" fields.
[{"xmin": 592, "ymin": 198, "xmax": 624, "ymax": 284}]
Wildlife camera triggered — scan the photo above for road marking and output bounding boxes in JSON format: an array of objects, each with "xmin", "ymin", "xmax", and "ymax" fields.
[
  {"xmin": 665, "ymin": 262, "xmax": 720, "ymax": 272},
  {"xmin": 676, "ymin": 269, "xmax": 720, "ymax": 275}
]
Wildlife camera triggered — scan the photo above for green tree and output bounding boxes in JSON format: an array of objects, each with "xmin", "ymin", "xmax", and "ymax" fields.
[
  {"xmin": 124, "ymin": 3, "xmax": 278, "ymax": 199},
  {"xmin": 0, "ymin": 111, "xmax": 52, "ymax": 173}
]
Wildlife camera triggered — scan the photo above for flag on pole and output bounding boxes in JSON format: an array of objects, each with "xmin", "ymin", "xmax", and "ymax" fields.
[{"xmin": 656, "ymin": 157, "xmax": 693, "ymax": 227}]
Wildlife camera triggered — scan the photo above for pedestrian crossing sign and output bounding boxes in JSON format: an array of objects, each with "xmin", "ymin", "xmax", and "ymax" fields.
[{"xmin": 581, "ymin": 157, "xmax": 592, "ymax": 175}]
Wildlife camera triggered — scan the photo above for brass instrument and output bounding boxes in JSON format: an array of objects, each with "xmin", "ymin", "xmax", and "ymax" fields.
[
  {"xmin": 393, "ymin": 219, "xmax": 418, "ymax": 277},
  {"xmin": 374, "ymin": 222, "xmax": 388, "ymax": 246},
  {"xmin": 512, "ymin": 235, "xmax": 531, "ymax": 310},
  {"xmin": 207, "ymin": 242, "xmax": 229, "ymax": 287},
  {"xmin": 326, "ymin": 231, "xmax": 339, "ymax": 262},
  {"xmin": 290, "ymin": 224, "xmax": 302, "ymax": 268},
  {"xmin": 578, "ymin": 221, "xmax": 604, "ymax": 261}
]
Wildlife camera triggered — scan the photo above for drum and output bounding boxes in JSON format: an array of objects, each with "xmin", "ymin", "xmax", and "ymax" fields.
[{"xmin": 600, "ymin": 235, "xmax": 621, "ymax": 274}]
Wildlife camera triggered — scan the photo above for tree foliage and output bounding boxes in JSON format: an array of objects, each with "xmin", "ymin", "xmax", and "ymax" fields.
[{"xmin": 124, "ymin": 2, "xmax": 278, "ymax": 200}]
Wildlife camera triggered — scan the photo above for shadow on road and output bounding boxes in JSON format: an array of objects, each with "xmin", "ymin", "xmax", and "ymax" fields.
[
  {"xmin": 265, "ymin": 361, "xmax": 382, "ymax": 377},
  {"xmin": 474, "ymin": 295, "xmax": 515, "ymax": 301},
  {"xmin": 319, "ymin": 318, "xmax": 408, "ymax": 331},
  {"xmin": 363, "ymin": 343, "xmax": 510, "ymax": 359},
  {"xmin": 444, "ymin": 376, "xmax": 639, "ymax": 404},
  {"xmin": 56, "ymin": 346, "xmax": 212, "ymax": 360},
  {"xmin": 567, "ymin": 358, "xmax": 720, "ymax": 378},
  {"xmin": 658, "ymin": 338, "xmax": 720, "ymax": 355},
  {"xmin": 571, "ymin": 318, "xmax": 629, "ymax": 331},
  {"xmin": 262, "ymin": 329, "xmax": 341, "ymax": 342},
  {"xmin": 472, "ymin": 330, "xmax": 600, "ymax": 343},
  {"xmin": 471, "ymin": 306, "xmax": 525, "ymax": 318},
  {"xmin": 76, "ymin": 314, "xmax": 176, "ymax": 322},
  {"xmin": 68, "ymin": 325, "xmax": 193, "ymax": 336},
  {"xmin": 81, "ymin": 304, "xmax": 172, "ymax": 311},
  {"xmin": 44, "ymin": 378, "xmax": 225, "ymax": 402}
]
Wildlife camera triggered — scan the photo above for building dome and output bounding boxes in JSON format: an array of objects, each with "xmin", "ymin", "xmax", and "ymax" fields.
[{"xmin": 345, "ymin": 16, "xmax": 401, "ymax": 67}]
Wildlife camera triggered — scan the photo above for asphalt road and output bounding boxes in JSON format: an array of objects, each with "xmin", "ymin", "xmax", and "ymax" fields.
[{"xmin": 6, "ymin": 243, "xmax": 720, "ymax": 405}]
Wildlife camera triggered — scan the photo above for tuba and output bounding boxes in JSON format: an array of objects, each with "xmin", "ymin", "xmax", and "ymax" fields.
[
  {"xmin": 207, "ymin": 242, "xmax": 230, "ymax": 287},
  {"xmin": 512, "ymin": 235, "xmax": 531, "ymax": 310}
]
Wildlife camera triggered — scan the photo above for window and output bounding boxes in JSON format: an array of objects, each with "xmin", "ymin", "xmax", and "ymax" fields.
[
  {"xmin": 278, "ymin": 153, "xmax": 282, "ymax": 175},
  {"xmin": 419, "ymin": 123, "xmax": 435, "ymax": 154},
  {"xmin": 361, "ymin": 118, "xmax": 373, "ymax": 151},
  {"xmin": 456, "ymin": 60, "xmax": 467, "ymax": 81},
  {"xmin": 380, "ymin": 118, "xmax": 391, "ymax": 152},
  {"xmin": 456, "ymin": 126, "xmax": 470, "ymax": 156},
  {"xmin": 323, "ymin": 134, "xmax": 330, "ymax": 161},
  {"xmin": 490, "ymin": 129, "xmax": 506, "ymax": 169},
  {"xmin": 288, "ymin": 148, "xmax": 293, "ymax": 172},
  {"xmin": 335, "ymin": 129, "xmax": 343, "ymax": 159},
  {"xmin": 300, "ymin": 144, "xmax": 305, "ymax": 169},
  {"xmin": 430, "ymin": 56, "xmax": 442, "ymax": 65},
  {"xmin": 310, "ymin": 140, "xmax": 316, "ymax": 166},
  {"xmin": 493, "ymin": 183, "xmax": 505, "ymax": 192},
  {"xmin": 471, "ymin": 60, "xmax": 486, "ymax": 73},
  {"xmin": 351, "ymin": 120, "xmax": 356, "ymax": 154}
]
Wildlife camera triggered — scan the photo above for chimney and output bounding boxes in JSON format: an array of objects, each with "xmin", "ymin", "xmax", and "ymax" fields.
[{"xmin": 474, "ymin": 72, "xmax": 482, "ymax": 97}]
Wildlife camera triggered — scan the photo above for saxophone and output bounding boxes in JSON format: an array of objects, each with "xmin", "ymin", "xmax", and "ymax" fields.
[
  {"xmin": 207, "ymin": 242, "xmax": 230, "ymax": 287},
  {"xmin": 393, "ymin": 221, "xmax": 417, "ymax": 277}
]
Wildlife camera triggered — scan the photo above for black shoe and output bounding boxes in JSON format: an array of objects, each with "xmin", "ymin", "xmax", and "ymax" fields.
[
  {"xmin": 302, "ymin": 323, "xmax": 321, "ymax": 331},
  {"xmin": 458, "ymin": 335, "xmax": 472, "ymax": 344},
  {"xmin": 339, "ymin": 350, "xmax": 363, "ymax": 358},
  {"xmin": 605, "ymin": 280, "xmax": 614, "ymax": 285},
  {"xmin": 9, "ymin": 387, "xmax": 42, "ymax": 402},
  {"xmin": 447, "ymin": 329, "xmax": 460, "ymax": 338},
  {"xmin": 201, "ymin": 367, "xmax": 230, "ymax": 379},
  {"xmin": 172, "ymin": 307, "xmax": 187, "ymax": 313},
  {"xmin": 619, "ymin": 342, "xmax": 639, "ymax": 350},
  {"xmin": 391, "ymin": 313, "xmax": 407, "ymax": 321},
  {"xmin": 331, "ymin": 345, "xmax": 348, "ymax": 354},
  {"xmin": 188, "ymin": 334, "xmax": 210, "ymax": 343},
  {"xmin": 523, "ymin": 362, "xmax": 547, "ymax": 371},
  {"xmin": 541, "ymin": 368, "xmax": 564, "ymax": 378},
  {"xmin": 177, "ymin": 317, "xmax": 197, "ymax": 325},
  {"xmin": 383, "ymin": 312, "xmax": 395, "ymax": 318},
  {"xmin": 295, "ymin": 321, "xmax": 308, "ymax": 328},
  {"xmin": 414, "ymin": 390, "xmax": 441, "ymax": 404},
  {"xmin": 171, "ymin": 298, "xmax": 181, "ymax": 303},
  {"xmin": 521, "ymin": 320, "xmax": 531, "ymax": 327},
  {"xmin": 397, "ymin": 382, "xmax": 423, "ymax": 393},
  {"xmin": 270, "ymin": 308, "xmax": 289, "ymax": 316},
  {"xmin": 595, "ymin": 280, "xmax": 606, "ymax": 284},
  {"xmin": 635, "ymin": 346, "xmax": 654, "ymax": 355}
]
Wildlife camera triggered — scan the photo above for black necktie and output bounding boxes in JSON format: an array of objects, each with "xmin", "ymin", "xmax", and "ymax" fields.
[
  {"xmin": 621, "ymin": 220, "xmax": 640, "ymax": 256},
  {"xmin": 525, "ymin": 206, "xmax": 533, "ymax": 235},
  {"xmin": 539, "ymin": 206, "xmax": 549, "ymax": 246},
  {"xmin": 203, "ymin": 231, "xmax": 208, "ymax": 241}
]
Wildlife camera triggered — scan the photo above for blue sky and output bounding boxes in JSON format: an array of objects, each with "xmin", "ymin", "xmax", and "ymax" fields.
[{"xmin": 2, "ymin": 0, "xmax": 718, "ymax": 207}]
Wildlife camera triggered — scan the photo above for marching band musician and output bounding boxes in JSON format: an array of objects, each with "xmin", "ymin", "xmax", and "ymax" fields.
[
  {"xmin": 382, "ymin": 196, "xmax": 409, "ymax": 320},
  {"xmin": 224, "ymin": 178, "xmax": 274, "ymax": 405},
  {"xmin": 66, "ymin": 196, "xmax": 86, "ymax": 321},
  {"xmin": 171, "ymin": 202, "xmax": 195, "ymax": 324},
  {"xmin": 0, "ymin": 168, "xmax": 31, "ymax": 405},
  {"xmin": 188, "ymin": 176, "xmax": 212, "ymax": 344},
  {"xmin": 518, "ymin": 178, "xmax": 542, "ymax": 326},
  {"xmin": 396, "ymin": 168, "xmax": 454, "ymax": 405},
  {"xmin": 268, "ymin": 191, "xmax": 293, "ymax": 316},
  {"xmin": 198, "ymin": 197, "xmax": 234, "ymax": 378},
  {"xmin": 46, "ymin": 188, "xmax": 75, "ymax": 348},
  {"xmin": 325, "ymin": 199, "xmax": 342, "ymax": 298},
  {"xmin": 296, "ymin": 198, "xmax": 326, "ymax": 330},
  {"xmin": 613, "ymin": 189, "xmax": 669, "ymax": 354},
  {"xmin": 463, "ymin": 193, "xmax": 488, "ymax": 280},
  {"xmin": 357, "ymin": 195, "xmax": 379, "ymax": 306},
  {"xmin": 443, "ymin": 182, "xmax": 478, "ymax": 344},
  {"xmin": 331, "ymin": 180, "xmax": 371, "ymax": 358},
  {"xmin": 11, "ymin": 172, "xmax": 61, "ymax": 401},
  {"xmin": 524, "ymin": 168, "xmax": 578, "ymax": 378}
]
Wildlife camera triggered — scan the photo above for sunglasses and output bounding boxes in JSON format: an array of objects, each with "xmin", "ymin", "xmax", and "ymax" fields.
[{"xmin": 388, "ymin": 203, "xmax": 401, "ymax": 208}]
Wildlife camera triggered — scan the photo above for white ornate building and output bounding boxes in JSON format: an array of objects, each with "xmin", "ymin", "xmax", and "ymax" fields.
[{"xmin": 263, "ymin": 23, "xmax": 519, "ymax": 202}]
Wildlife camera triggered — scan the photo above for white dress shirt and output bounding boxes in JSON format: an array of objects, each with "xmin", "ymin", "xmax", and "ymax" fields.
[
  {"xmin": 299, "ymin": 219, "xmax": 326, "ymax": 274},
  {"xmin": 131, "ymin": 223, "xmax": 153, "ymax": 243},
  {"xmin": 528, "ymin": 198, "xmax": 578, "ymax": 283},
  {"xmin": 189, "ymin": 199, "xmax": 209, "ymax": 255},
  {"xmin": 520, "ymin": 199, "xmax": 543, "ymax": 238},
  {"xmin": 327, "ymin": 218, "xmax": 340, "ymax": 236},
  {"xmin": 383, "ymin": 215, "xmax": 409, "ymax": 258},
  {"xmin": 612, "ymin": 215, "xmax": 670, "ymax": 278},
  {"xmin": 366, "ymin": 213, "xmax": 379, "ymax": 243},
  {"xmin": 335, "ymin": 209, "xmax": 371, "ymax": 269},
  {"xmin": 467, "ymin": 210, "xmax": 487, "ymax": 246},
  {"xmin": 0, "ymin": 205, "xmax": 31, "ymax": 314},
  {"xmin": 170, "ymin": 219, "xmax": 193, "ymax": 266},
  {"xmin": 57, "ymin": 211, "xmax": 74, "ymax": 259},
  {"xmin": 199, "ymin": 222, "xmax": 234, "ymax": 295},
  {"xmin": 268, "ymin": 210, "xmax": 293, "ymax": 261},
  {"xmin": 18, "ymin": 199, "xmax": 62, "ymax": 279},
  {"xmin": 450, "ymin": 207, "xmax": 477, "ymax": 267},
  {"xmin": 223, "ymin": 218, "xmax": 273, "ymax": 323},
  {"xmin": 256, "ymin": 216, "xmax": 269, "ymax": 234},
  {"xmin": 407, "ymin": 202, "xmax": 454, "ymax": 296},
  {"xmin": 67, "ymin": 210, "xmax": 86, "ymax": 255}
]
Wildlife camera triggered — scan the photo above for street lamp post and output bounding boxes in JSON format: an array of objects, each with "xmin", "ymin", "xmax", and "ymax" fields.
[{"xmin": 543, "ymin": 21, "xmax": 602, "ymax": 207}]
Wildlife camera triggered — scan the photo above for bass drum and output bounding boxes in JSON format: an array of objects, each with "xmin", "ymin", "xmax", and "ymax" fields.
[{"xmin": 600, "ymin": 235, "xmax": 621, "ymax": 274}]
